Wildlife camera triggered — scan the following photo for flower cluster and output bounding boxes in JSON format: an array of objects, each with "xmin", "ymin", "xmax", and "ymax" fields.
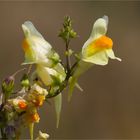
[
  {"xmin": 8, "ymin": 83, "xmax": 48, "ymax": 123},
  {"xmin": 0, "ymin": 15, "xmax": 121, "ymax": 139},
  {"xmin": 1, "ymin": 83, "xmax": 48, "ymax": 139}
]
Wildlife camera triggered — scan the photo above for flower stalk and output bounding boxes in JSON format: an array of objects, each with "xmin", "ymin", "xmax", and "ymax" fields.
[{"xmin": 65, "ymin": 40, "xmax": 71, "ymax": 74}]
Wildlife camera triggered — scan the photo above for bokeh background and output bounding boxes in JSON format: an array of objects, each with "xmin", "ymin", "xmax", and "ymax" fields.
[{"xmin": 0, "ymin": 1, "xmax": 140, "ymax": 139}]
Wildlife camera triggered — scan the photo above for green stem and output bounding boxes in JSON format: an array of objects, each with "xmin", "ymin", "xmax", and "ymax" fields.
[
  {"xmin": 1, "ymin": 127, "xmax": 6, "ymax": 139},
  {"xmin": 66, "ymin": 40, "xmax": 71, "ymax": 74},
  {"xmin": 46, "ymin": 77, "xmax": 68, "ymax": 98},
  {"xmin": 46, "ymin": 60, "xmax": 78, "ymax": 99},
  {"xmin": 29, "ymin": 123, "xmax": 34, "ymax": 140},
  {"xmin": 12, "ymin": 68, "xmax": 26, "ymax": 77},
  {"xmin": 46, "ymin": 38, "xmax": 79, "ymax": 99},
  {"xmin": 1, "ymin": 128, "xmax": 4, "ymax": 138},
  {"xmin": 27, "ymin": 65, "xmax": 32, "ymax": 75},
  {"xmin": 70, "ymin": 61, "xmax": 79, "ymax": 75}
]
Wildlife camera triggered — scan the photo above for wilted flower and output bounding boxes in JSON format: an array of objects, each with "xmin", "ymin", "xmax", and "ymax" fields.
[
  {"xmin": 21, "ymin": 106, "xmax": 40, "ymax": 124},
  {"xmin": 8, "ymin": 97, "xmax": 27, "ymax": 112},
  {"xmin": 30, "ymin": 112, "xmax": 40, "ymax": 123},
  {"xmin": 27, "ymin": 84, "xmax": 48, "ymax": 107},
  {"xmin": 35, "ymin": 130, "xmax": 49, "ymax": 140},
  {"xmin": 30, "ymin": 84, "xmax": 48, "ymax": 96},
  {"xmin": 22, "ymin": 21, "xmax": 66, "ymax": 87}
]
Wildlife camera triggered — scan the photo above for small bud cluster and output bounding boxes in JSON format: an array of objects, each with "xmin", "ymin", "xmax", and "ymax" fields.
[{"xmin": 59, "ymin": 16, "xmax": 77, "ymax": 42}]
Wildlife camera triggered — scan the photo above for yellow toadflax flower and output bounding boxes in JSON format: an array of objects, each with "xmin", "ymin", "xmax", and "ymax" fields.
[
  {"xmin": 68, "ymin": 15, "xmax": 121, "ymax": 101},
  {"xmin": 22, "ymin": 21, "xmax": 66, "ymax": 86},
  {"xmin": 81, "ymin": 15, "xmax": 121, "ymax": 65},
  {"xmin": 22, "ymin": 21, "xmax": 52, "ymax": 66}
]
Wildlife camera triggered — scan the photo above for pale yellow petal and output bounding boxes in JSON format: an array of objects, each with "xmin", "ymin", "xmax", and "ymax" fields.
[
  {"xmin": 36, "ymin": 65, "xmax": 53, "ymax": 86},
  {"xmin": 22, "ymin": 21, "xmax": 44, "ymax": 38},
  {"xmin": 82, "ymin": 50, "xmax": 109, "ymax": 65},
  {"xmin": 22, "ymin": 21, "xmax": 52, "ymax": 65},
  {"xmin": 90, "ymin": 15, "xmax": 108, "ymax": 40},
  {"xmin": 106, "ymin": 49, "xmax": 122, "ymax": 61},
  {"xmin": 82, "ymin": 16, "xmax": 109, "ymax": 58},
  {"xmin": 53, "ymin": 63, "xmax": 66, "ymax": 80}
]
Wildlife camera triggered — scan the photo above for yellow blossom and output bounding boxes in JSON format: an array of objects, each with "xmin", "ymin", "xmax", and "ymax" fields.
[
  {"xmin": 68, "ymin": 15, "xmax": 121, "ymax": 101},
  {"xmin": 82, "ymin": 15, "xmax": 121, "ymax": 65},
  {"xmin": 22, "ymin": 21, "xmax": 66, "ymax": 86}
]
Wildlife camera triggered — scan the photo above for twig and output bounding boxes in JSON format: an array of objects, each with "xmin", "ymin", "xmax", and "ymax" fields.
[
  {"xmin": 70, "ymin": 61, "xmax": 79, "ymax": 75},
  {"xmin": 27, "ymin": 65, "xmax": 32, "ymax": 75},
  {"xmin": 12, "ymin": 68, "xmax": 26, "ymax": 77},
  {"xmin": 46, "ymin": 80, "xmax": 67, "ymax": 98},
  {"xmin": 66, "ymin": 40, "xmax": 71, "ymax": 74}
]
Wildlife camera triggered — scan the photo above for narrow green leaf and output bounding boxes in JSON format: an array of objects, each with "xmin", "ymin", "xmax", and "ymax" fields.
[
  {"xmin": 68, "ymin": 77, "xmax": 77, "ymax": 102},
  {"xmin": 54, "ymin": 93, "xmax": 62, "ymax": 128}
]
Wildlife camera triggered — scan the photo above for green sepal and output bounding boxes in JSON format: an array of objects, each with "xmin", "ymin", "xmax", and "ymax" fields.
[
  {"xmin": 68, "ymin": 76, "xmax": 77, "ymax": 102},
  {"xmin": 54, "ymin": 93, "xmax": 62, "ymax": 128},
  {"xmin": 49, "ymin": 52, "xmax": 60, "ymax": 67},
  {"xmin": 50, "ymin": 74, "xmax": 62, "ymax": 87}
]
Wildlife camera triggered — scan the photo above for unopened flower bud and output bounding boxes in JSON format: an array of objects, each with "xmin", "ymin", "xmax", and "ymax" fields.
[
  {"xmin": 2, "ymin": 76, "xmax": 15, "ymax": 96},
  {"xmin": 21, "ymin": 74, "xmax": 30, "ymax": 88},
  {"xmin": 58, "ymin": 16, "xmax": 77, "ymax": 42}
]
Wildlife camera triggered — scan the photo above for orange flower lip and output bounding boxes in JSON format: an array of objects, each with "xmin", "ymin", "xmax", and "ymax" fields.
[
  {"xmin": 18, "ymin": 100, "xmax": 27, "ymax": 109},
  {"xmin": 94, "ymin": 35, "xmax": 113, "ymax": 49},
  {"xmin": 84, "ymin": 35, "xmax": 113, "ymax": 58},
  {"xmin": 22, "ymin": 39, "xmax": 29, "ymax": 52}
]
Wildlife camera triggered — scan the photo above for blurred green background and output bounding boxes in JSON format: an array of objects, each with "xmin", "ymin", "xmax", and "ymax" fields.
[{"xmin": 0, "ymin": 1, "xmax": 140, "ymax": 139}]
